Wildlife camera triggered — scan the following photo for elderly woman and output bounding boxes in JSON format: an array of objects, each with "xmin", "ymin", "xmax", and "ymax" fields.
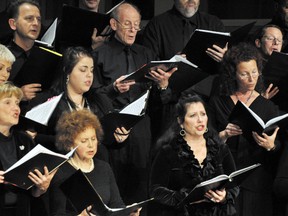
[
  {"xmin": 0, "ymin": 44, "xmax": 15, "ymax": 83},
  {"xmin": 49, "ymin": 109, "xmax": 140, "ymax": 216},
  {"xmin": 150, "ymin": 94, "xmax": 239, "ymax": 216},
  {"xmin": 209, "ymin": 42, "xmax": 281, "ymax": 216},
  {"xmin": 0, "ymin": 82, "xmax": 55, "ymax": 216}
]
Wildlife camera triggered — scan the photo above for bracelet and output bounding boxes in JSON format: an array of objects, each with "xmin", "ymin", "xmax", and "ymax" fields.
[{"xmin": 158, "ymin": 85, "xmax": 168, "ymax": 91}]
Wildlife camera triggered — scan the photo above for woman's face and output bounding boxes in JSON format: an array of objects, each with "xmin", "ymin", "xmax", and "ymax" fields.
[
  {"xmin": 0, "ymin": 95, "xmax": 20, "ymax": 128},
  {"xmin": 73, "ymin": 127, "xmax": 98, "ymax": 161},
  {"xmin": 181, "ymin": 102, "xmax": 208, "ymax": 138},
  {"xmin": 0, "ymin": 60, "xmax": 12, "ymax": 83},
  {"xmin": 236, "ymin": 60, "xmax": 259, "ymax": 92},
  {"xmin": 67, "ymin": 56, "xmax": 93, "ymax": 95}
]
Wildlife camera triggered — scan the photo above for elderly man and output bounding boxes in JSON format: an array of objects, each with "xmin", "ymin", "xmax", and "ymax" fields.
[{"xmin": 92, "ymin": 2, "xmax": 176, "ymax": 207}]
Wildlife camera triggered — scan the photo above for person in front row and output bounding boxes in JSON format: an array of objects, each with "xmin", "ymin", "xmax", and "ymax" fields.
[
  {"xmin": 49, "ymin": 109, "xmax": 141, "ymax": 216},
  {"xmin": 209, "ymin": 42, "xmax": 281, "ymax": 216},
  {"xmin": 0, "ymin": 82, "xmax": 55, "ymax": 216},
  {"xmin": 150, "ymin": 94, "xmax": 239, "ymax": 216}
]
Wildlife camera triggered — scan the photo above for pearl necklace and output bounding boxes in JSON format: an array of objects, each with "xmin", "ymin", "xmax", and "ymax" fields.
[{"xmin": 69, "ymin": 157, "xmax": 94, "ymax": 173}]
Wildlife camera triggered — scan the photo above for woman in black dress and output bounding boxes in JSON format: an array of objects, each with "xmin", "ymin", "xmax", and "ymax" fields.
[
  {"xmin": 150, "ymin": 94, "xmax": 239, "ymax": 216},
  {"xmin": 26, "ymin": 47, "xmax": 129, "ymax": 154},
  {"xmin": 209, "ymin": 42, "xmax": 281, "ymax": 216}
]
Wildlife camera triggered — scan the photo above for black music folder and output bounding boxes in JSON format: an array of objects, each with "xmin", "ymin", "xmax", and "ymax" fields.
[
  {"xmin": 229, "ymin": 100, "xmax": 288, "ymax": 136},
  {"xmin": 122, "ymin": 55, "xmax": 208, "ymax": 93},
  {"xmin": 60, "ymin": 5, "xmax": 110, "ymax": 47},
  {"xmin": 60, "ymin": 170, "xmax": 154, "ymax": 216},
  {"xmin": 262, "ymin": 51, "xmax": 288, "ymax": 112},
  {"xmin": 182, "ymin": 22, "xmax": 256, "ymax": 73},
  {"xmin": 178, "ymin": 163, "xmax": 261, "ymax": 205},
  {"xmin": 4, "ymin": 144, "xmax": 75, "ymax": 190},
  {"xmin": 101, "ymin": 90, "xmax": 149, "ymax": 145},
  {"xmin": 13, "ymin": 46, "xmax": 61, "ymax": 90}
]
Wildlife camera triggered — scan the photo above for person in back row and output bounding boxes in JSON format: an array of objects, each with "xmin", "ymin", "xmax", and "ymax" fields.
[
  {"xmin": 92, "ymin": 2, "xmax": 176, "ymax": 206},
  {"xmin": 141, "ymin": 0, "xmax": 228, "ymax": 142},
  {"xmin": 6, "ymin": 0, "xmax": 42, "ymax": 101}
]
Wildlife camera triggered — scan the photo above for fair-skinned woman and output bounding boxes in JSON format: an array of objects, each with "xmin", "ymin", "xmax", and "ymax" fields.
[
  {"xmin": 0, "ymin": 82, "xmax": 55, "ymax": 216},
  {"xmin": 0, "ymin": 44, "xmax": 15, "ymax": 83},
  {"xmin": 150, "ymin": 94, "xmax": 238, "ymax": 216},
  {"xmin": 26, "ymin": 47, "xmax": 129, "ymax": 155},
  {"xmin": 49, "ymin": 109, "xmax": 140, "ymax": 216},
  {"xmin": 209, "ymin": 42, "xmax": 281, "ymax": 216}
]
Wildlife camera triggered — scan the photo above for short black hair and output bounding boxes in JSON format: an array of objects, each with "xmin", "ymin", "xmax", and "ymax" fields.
[{"xmin": 7, "ymin": 0, "xmax": 40, "ymax": 19}]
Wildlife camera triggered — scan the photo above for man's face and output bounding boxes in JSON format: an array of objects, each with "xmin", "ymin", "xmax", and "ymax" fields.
[
  {"xmin": 11, "ymin": 3, "xmax": 41, "ymax": 42},
  {"xmin": 175, "ymin": 0, "xmax": 200, "ymax": 18},
  {"xmin": 81, "ymin": 0, "xmax": 100, "ymax": 11},
  {"xmin": 280, "ymin": 1, "xmax": 288, "ymax": 26},
  {"xmin": 111, "ymin": 4, "xmax": 141, "ymax": 46},
  {"xmin": 258, "ymin": 27, "xmax": 283, "ymax": 56}
]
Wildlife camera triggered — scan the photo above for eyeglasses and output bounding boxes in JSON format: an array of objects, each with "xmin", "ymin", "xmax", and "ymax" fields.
[
  {"xmin": 237, "ymin": 71, "xmax": 260, "ymax": 80},
  {"xmin": 263, "ymin": 35, "xmax": 283, "ymax": 44},
  {"xmin": 114, "ymin": 18, "xmax": 141, "ymax": 31}
]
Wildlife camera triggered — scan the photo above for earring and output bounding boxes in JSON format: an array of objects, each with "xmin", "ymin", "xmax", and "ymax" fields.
[
  {"xmin": 66, "ymin": 75, "xmax": 69, "ymax": 85},
  {"xmin": 205, "ymin": 127, "xmax": 209, "ymax": 133},
  {"xmin": 180, "ymin": 127, "xmax": 186, "ymax": 137}
]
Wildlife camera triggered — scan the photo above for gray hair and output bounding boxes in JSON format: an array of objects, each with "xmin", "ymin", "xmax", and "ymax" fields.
[{"xmin": 0, "ymin": 44, "xmax": 15, "ymax": 64}]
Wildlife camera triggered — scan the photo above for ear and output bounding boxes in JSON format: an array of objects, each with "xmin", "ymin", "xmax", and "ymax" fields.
[
  {"xmin": 255, "ymin": 39, "xmax": 261, "ymax": 48},
  {"xmin": 110, "ymin": 18, "xmax": 117, "ymax": 31},
  {"xmin": 177, "ymin": 117, "xmax": 182, "ymax": 127},
  {"xmin": 8, "ymin": 18, "xmax": 16, "ymax": 31}
]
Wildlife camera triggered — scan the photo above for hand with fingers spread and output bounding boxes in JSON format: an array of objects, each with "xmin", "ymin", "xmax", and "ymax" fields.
[
  {"xmin": 21, "ymin": 83, "xmax": 42, "ymax": 101},
  {"xmin": 114, "ymin": 76, "xmax": 135, "ymax": 93},
  {"xmin": 219, "ymin": 123, "xmax": 242, "ymax": 142},
  {"xmin": 149, "ymin": 67, "xmax": 178, "ymax": 90},
  {"xmin": 205, "ymin": 189, "xmax": 227, "ymax": 203},
  {"xmin": 29, "ymin": 166, "xmax": 57, "ymax": 197},
  {"xmin": 206, "ymin": 43, "xmax": 228, "ymax": 63},
  {"xmin": 91, "ymin": 26, "xmax": 112, "ymax": 50},
  {"xmin": 262, "ymin": 83, "xmax": 279, "ymax": 100},
  {"xmin": 252, "ymin": 127, "xmax": 279, "ymax": 151},
  {"xmin": 114, "ymin": 127, "xmax": 130, "ymax": 143}
]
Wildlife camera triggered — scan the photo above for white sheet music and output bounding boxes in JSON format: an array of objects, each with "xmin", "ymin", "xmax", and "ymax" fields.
[
  {"xmin": 35, "ymin": 18, "xmax": 58, "ymax": 47},
  {"xmin": 25, "ymin": 93, "xmax": 63, "ymax": 125},
  {"xmin": 120, "ymin": 90, "xmax": 149, "ymax": 116}
]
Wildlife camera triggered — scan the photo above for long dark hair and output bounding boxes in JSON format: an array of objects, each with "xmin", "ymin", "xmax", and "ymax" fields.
[{"xmin": 50, "ymin": 46, "xmax": 93, "ymax": 109}]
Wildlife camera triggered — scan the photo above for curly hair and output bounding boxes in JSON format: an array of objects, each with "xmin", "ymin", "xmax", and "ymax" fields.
[
  {"xmin": 219, "ymin": 42, "xmax": 265, "ymax": 96},
  {"xmin": 55, "ymin": 109, "xmax": 103, "ymax": 153}
]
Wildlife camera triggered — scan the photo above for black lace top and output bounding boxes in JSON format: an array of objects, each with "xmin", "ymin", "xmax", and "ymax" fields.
[{"xmin": 150, "ymin": 134, "xmax": 239, "ymax": 216}]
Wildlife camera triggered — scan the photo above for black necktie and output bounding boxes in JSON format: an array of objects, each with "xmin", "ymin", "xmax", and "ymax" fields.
[
  {"xmin": 183, "ymin": 19, "xmax": 194, "ymax": 46},
  {"xmin": 124, "ymin": 46, "xmax": 136, "ymax": 74}
]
